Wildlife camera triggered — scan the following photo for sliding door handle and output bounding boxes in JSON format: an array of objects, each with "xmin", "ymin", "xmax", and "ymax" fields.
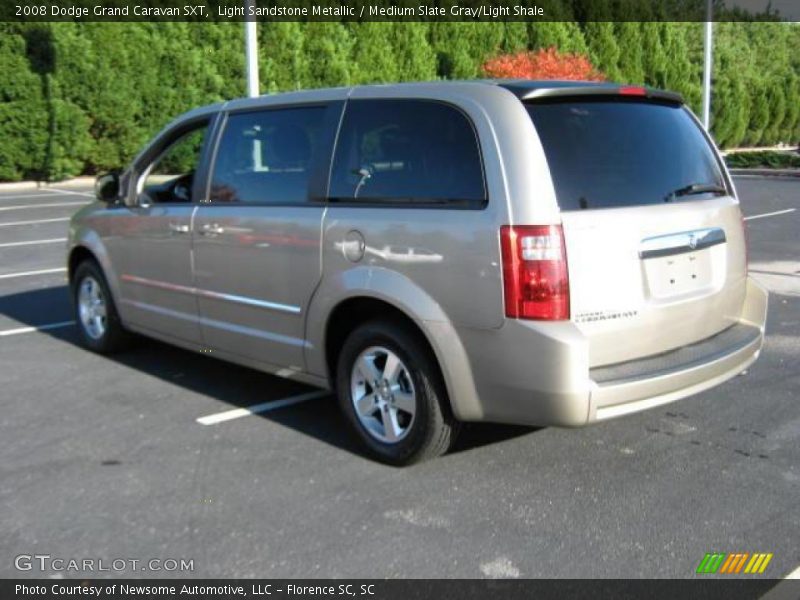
[
  {"xmin": 199, "ymin": 223, "xmax": 225, "ymax": 236},
  {"xmin": 168, "ymin": 222, "xmax": 190, "ymax": 234}
]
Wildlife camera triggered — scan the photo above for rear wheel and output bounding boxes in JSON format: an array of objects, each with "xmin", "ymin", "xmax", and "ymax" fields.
[
  {"xmin": 336, "ymin": 320, "xmax": 459, "ymax": 465},
  {"xmin": 72, "ymin": 260, "xmax": 130, "ymax": 353}
]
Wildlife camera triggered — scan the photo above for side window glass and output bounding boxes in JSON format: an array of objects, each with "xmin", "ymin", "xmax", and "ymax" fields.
[
  {"xmin": 209, "ymin": 107, "xmax": 326, "ymax": 204},
  {"xmin": 329, "ymin": 100, "xmax": 486, "ymax": 206},
  {"xmin": 140, "ymin": 124, "xmax": 208, "ymax": 204}
]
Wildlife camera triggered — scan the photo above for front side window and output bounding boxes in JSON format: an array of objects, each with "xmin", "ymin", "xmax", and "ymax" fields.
[
  {"xmin": 209, "ymin": 107, "xmax": 326, "ymax": 204},
  {"xmin": 329, "ymin": 100, "xmax": 486, "ymax": 207},
  {"xmin": 526, "ymin": 99, "xmax": 727, "ymax": 210},
  {"xmin": 139, "ymin": 123, "xmax": 208, "ymax": 204}
]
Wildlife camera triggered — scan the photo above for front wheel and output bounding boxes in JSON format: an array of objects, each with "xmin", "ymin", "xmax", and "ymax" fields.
[
  {"xmin": 72, "ymin": 260, "xmax": 130, "ymax": 353},
  {"xmin": 336, "ymin": 320, "xmax": 460, "ymax": 465}
]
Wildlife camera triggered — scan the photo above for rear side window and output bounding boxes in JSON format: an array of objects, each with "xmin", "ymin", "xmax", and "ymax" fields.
[
  {"xmin": 209, "ymin": 106, "xmax": 325, "ymax": 204},
  {"xmin": 329, "ymin": 99, "xmax": 486, "ymax": 207},
  {"xmin": 526, "ymin": 100, "xmax": 726, "ymax": 210}
]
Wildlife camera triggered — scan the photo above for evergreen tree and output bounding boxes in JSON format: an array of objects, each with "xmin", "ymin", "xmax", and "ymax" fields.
[
  {"xmin": 763, "ymin": 80, "xmax": 787, "ymax": 145},
  {"xmin": 261, "ymin": 22, "xmax": 308, "ymax": 92},
  {"xmin": 660, "ymin": 24, "xmax": 698, "ymax": 109},
  {"xmin": 711, "ymin": 23, "xmax": 754, "ymax": 148},
  {"xmin": 431, "ymin": 23, "xmax": 481, "ymax": 79},
  {"xmin": 1, "ymin": 20, "xmax": 799, "ymax": 181},
  {"xmin": 501, "ymin": 22, "xmax": 529, "ymax": 54},
  {"xmin": 640, "ymin": 23, "xmax": 669, "ymax": 89},
  {"xmin": 0, "ymin": 24, "xmax": 47, "ymax": 180},
  {"xmin": 302, "ymin": 22, "xmax": 353, "ymax": 89},
  {"xmin": 391, "ymin": 23, "xmax": 437, "ymax": 82},
  {"xmin": 348, "ymin": 23, "xmax": 398, "ymax": 84},
  {"xmin": 782, "ymin": 74, "xmax": 800, "ymax": 143},
  {"xmin": 583, "ymin": 22, "xmax": 622, "ymax": 81},
  {"xmin": 529, "ymin": 22, "xmax": 588, "ymax": 54},
  {"xmin": 615, "ymin": 22, "xmax": 645, "ymax": 84},
  {"xmin": 747, "ymin": 87, "xmax": 771, "ymax": 146}
]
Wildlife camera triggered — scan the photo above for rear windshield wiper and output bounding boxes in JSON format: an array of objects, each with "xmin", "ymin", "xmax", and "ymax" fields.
[{"xmin": 664, "ymin": 183, "xmax": 727, "ymax": 202}]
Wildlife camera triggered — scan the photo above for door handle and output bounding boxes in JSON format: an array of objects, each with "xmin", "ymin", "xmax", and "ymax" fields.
[
  {"xmin": 199, "ymin": 223, "xmax": 225, "ymax": 236},
  {"xmin": 168, "ymin": 222, "xmax": 190, "ymax": 234}
]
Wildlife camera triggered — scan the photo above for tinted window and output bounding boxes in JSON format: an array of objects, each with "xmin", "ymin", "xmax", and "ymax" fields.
[
  {"xmin": 140, "ymin": 124, "xmax": 208, "ymax": 204},
  {"xmin": 330, "ymin": 100, "xmax": 485, "ymax": 206},
  {"xmin": 526, "ymin": 100, "xmax": 726, "ymax": 210},
  {"xmin": 209, "ymin": 107, "xmax": 325, "ymax": 204}
]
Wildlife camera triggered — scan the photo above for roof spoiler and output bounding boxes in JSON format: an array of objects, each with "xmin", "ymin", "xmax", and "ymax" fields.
[{"xmin": 501, "ymin": 83, "xmax": 684, "ymax": 105}]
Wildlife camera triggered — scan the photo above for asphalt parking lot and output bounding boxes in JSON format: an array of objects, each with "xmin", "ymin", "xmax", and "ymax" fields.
[{"xmin": 0, "ymin": 178, "xmax": 797, "ymax": 579}]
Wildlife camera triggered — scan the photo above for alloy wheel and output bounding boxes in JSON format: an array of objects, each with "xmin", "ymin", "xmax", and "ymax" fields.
[{"xmin": 350, "ymin": 346, "xmax": 417, "ymax": 444}]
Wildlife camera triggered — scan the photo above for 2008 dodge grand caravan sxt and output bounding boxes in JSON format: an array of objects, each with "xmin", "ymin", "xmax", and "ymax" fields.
[{"xmin": 69, "ymin": 80, "xmax": 768, "ymax": 464}]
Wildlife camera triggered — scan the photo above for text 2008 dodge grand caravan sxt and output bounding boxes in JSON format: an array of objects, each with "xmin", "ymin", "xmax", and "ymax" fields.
[{"xmin": 69, "ymin": 80, "xmax": 768, "ymax": 464}]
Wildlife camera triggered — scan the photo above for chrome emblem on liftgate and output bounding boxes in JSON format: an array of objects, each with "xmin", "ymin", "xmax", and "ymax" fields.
[{"xmin": 639, "ymin": 227, "xmax": 726, "ymax": 260}]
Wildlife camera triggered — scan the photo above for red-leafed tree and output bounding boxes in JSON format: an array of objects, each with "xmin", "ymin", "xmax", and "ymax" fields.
[{"xmin": 482, "ymin": 47, "xmax": 606, "ymax": 82}]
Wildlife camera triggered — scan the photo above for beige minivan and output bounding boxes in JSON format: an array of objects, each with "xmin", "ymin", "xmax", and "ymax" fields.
[{"xmin": 69, "ymin": 80, "xmax": 768, "ymax": 464}]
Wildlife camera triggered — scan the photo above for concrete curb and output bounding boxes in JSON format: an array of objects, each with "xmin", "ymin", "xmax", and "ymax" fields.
[
  {"xmin": 0, "ymin": 177, "xmax": 95, "ymax": 192},
  {"xmin": 730, "ymin": 168, "xmax": 800, "ymax": 178},
  {"xmin": 722, "ymin": 146, "xmax": 798, "ymax": 155}
]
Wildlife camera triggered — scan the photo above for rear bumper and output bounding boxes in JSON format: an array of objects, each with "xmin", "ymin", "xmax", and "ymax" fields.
[
  {"xmin": 452, "ymin": 277, "xmax": 767, "ymax": 426},
  {"xmin": 589, "ymin": 321, "xmax": 762, "ymax": 421},
  {"xmin": 588, "ymin": 276, "xmax": 767, "ymax": 422}
]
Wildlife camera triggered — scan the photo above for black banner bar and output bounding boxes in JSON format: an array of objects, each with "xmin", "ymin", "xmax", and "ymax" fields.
[
  {"xmin": 2, "ymin": 0, "xmax": 798, "ymax": 22},
  {"xmin": 3, "ymin": 579, "xmax": 794, "ymax": 600}
]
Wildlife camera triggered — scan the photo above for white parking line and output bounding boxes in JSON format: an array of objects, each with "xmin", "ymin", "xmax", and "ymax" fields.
[
  {"xmin": 47, "ymin": 188, "xmax": 94, "ymax": 198},
  {"xmin": 0, "ymin": 192, "xmax": 64, "ymax": 201},
  {"xmin": 196, "ymin": 390, "xmax": 329, "ymax": 426},
  {"xmin": 0, "ymin": 267, "xmax": 67, "ymax": 279},
  {"xmin": 759, "ymin": 564, "xmax": 800, "ymax": 600},
  {"xmin": 0, "ymin": 217, "xmax": 70, "ymax": 227},
  {"xmin": 785, "ymin": 565, "xmax": 800, "ymax": 578},
  {"xmin": 0, "ymin": 202, "xmax": 87, "ymax": 212},
  {"xmin": 0, "ymin": 238, "xmax": 67, "ymax": 248},
  {"xmin": 744, "ymin": 208, "xmax": 796, "ymax": 221},
  {"xmin": 0, "ymin": 321, "xmax": 74, "ymax": 337}
]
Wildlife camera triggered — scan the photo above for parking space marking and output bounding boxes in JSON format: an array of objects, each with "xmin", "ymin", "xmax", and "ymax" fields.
[
  {"xmin": 0, "ymin": 238, "xmax": 67, "ymax": 248},
  {"xmin": 744, "ymin": 208, "xmax": 796, "ymax": 221},
  {"xmin": 0, "ymin": 217, "xmax": 70, "ymax": 227},
  {"xmin": 0, "ymin": 201, "xmax": 87, "ymax": 212},
  {"xmin": 196, "ymin": 390, "xmax": 329, "ymax": 426},
  {"xmin": 0, "ymin": 320, "xmax": 74, "ymax": 337},
  {"xmin": 47, "ymin": 188, "xmax": 94, "ymax": 198},
  {"xmin": 0, "ymin": 267, "xmax": 67, "ymax": 279},
  {"xmin": 759, "ymin": 565, "xmax": 800, "ymax": 600},
  {"xmin": 0, "ymin": 192, "xmax": 64, "ymax": 200}
]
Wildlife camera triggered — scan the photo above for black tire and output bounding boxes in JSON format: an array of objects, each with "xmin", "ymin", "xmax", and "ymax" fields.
[
  {"xmin": 336, "ymin": 320, "xmax": 460, "ymax": 465},
  {"xmin": 71, "ymin": 260, "xmax": 130, "ymax": 353}
]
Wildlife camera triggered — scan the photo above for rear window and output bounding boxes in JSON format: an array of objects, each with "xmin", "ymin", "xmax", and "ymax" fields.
[{"xmin": 526, "ymin": 100, "xmax": 727, "ymax": 210}]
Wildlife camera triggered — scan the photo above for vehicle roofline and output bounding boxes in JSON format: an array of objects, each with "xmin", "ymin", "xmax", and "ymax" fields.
[{"xmin": 197, "ymin": 80, "xmax": 683, "ymax": 111}]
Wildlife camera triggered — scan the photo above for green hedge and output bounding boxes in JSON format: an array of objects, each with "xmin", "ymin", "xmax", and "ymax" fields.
[
  {"xmin": 725, "ymin": 151, "xmax": 800, "ymax": 169},
  {"xmin": 1, "ymin": 20, "xmax": 798, "ymax": 181}
]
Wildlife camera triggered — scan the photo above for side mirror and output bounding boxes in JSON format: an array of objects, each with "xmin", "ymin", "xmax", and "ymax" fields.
[{"xmin": 95, "ymin": 172, "xmax": 120, "ymax": 203}]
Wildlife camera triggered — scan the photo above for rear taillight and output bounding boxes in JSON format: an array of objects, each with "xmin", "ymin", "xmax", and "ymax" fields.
[{"xmin": 500, "ymin": 225, "xmax": 570, "ymax": 320}]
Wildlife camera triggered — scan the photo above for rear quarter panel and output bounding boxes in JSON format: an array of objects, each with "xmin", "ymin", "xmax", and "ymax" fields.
[{"xmin": 305, "ymin": 84, "xmax": 568, "ymax": 420}]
